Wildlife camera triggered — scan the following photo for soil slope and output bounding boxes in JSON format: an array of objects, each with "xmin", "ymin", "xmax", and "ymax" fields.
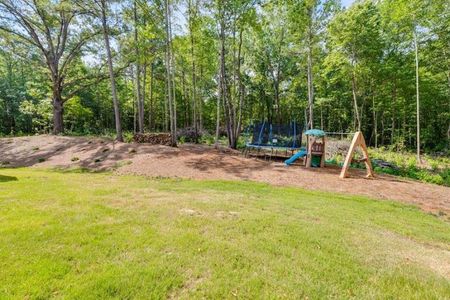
[{"xmin": 1, "ymin": 135, "xmax": 449, "ymax": 215}]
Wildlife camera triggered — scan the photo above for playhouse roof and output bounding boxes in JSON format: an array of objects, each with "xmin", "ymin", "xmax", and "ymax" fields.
[{"xmin": 305, "ymin": 129, "xmax": 326, "ymax": 137}]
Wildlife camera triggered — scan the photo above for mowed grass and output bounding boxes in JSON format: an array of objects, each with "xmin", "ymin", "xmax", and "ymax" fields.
[{"xmin": 0, "ymin": 169, "xmax": 449, "ymax": 299}]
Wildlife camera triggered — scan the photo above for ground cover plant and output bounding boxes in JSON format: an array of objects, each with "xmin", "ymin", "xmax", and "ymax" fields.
[
  {"xmin": 325, "ymin": 141, "xmax": 450, "ymax": 187},
  {"xmin": 368, "ymin": 148, "xmax": 450, "ymax": 186},
  {"xmin": 0, "ymin": 168, "xmax": 449, "ymax": 299}
]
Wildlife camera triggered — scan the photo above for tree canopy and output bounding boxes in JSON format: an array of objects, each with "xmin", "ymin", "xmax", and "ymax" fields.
[{"xmin": 0, "ymin": 0, "xmax": 448, "ymax": 152}]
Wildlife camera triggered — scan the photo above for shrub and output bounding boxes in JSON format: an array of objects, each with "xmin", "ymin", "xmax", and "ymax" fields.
[
  {"xmin": 200, "ymin": 133, "xmax": 215, "ymax": 146},
  {"xmin": 177, "ymin": 127, "xmax": 209, "ymax": 143}
]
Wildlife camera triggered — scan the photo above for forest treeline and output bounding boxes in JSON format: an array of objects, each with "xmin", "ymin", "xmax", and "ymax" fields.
[{"xmin": 0, "ymin": 0, "xmax": 449, "ymax": 152}]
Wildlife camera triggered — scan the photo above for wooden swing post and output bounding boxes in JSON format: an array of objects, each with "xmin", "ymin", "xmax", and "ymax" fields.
[{"xmin": 339, "ymin": 131, "xmax": 374, "ymax": 179}]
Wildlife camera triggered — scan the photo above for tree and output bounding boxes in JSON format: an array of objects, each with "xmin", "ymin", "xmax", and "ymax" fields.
[
  {"xmin": 188, "ymin": 0, "xmax": 199, "ymax": 142},
  {"xmin": 164, "ymin": 0, "xmax": 176, "ymax": 146},
  {"xmin": 288, "ymin": 0, "xmax": 338, "ymax": 129},
  {"xmin": 133, "ymin": 0, "xmax": 144, "ymax": 133},
  {"xmin": 328, "ymin": 1, "xmax": 382, "ymax": 131},
  {"xmin": 213, "ymin": 0, "xmax": 254, "ymax": 149},
  {"xmin": 0, "ymin": 0, "xmax": 100, "ymax": 134},
  {"xmin": 98, "ymin": 0, "xmax": 123, "ymax": 142},
  {"xmin": 383, "ymin": 0, "xmax": 432, "ymax": 161}
]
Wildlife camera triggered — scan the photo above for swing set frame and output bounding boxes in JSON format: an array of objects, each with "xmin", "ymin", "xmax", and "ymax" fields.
[{"xmin": 339, "ymin": 131, "xmax": 374, "ymax": 179}]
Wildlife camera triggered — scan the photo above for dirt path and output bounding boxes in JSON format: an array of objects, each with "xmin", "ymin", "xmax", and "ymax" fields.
[{"xmin": 1, "ymin": 135, "xmax": 449, "ymax": 216}]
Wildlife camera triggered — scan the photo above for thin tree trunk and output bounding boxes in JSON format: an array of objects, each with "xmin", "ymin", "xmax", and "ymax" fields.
[
  {"xmin": 235, "ymin": 29, "xmax": 244, "ymax": 144},
  {"xmin": 351, "ymin": 68, "xmax": 361, "ymax": 131},
  {"xmin": 188, "ymin": 0, "xmax": 198, "ymax": 142},
  {"xmin": 307, "ymin": 11, "xmax": 314, "ymax": 130},
  {"xmin": 100, "ymin": 0, "xmax": 123, "ymax": 142},
  {"xmin": 133, "ymin": 72, "xmax": 137, "ymax": 133},
  {"xmin": 142, "ymin": 62, "xmax": 147, "ymax": 131},
  {"xmin": 169, "ymin": 0, "xmax": 177, "ymax": 139},
  {"xmin": 199, "ymin": 63, "xmax": 203, "ymax": 129},
  {"xmin": 182, "ymin": 68, "xmax": 189, "ymax": 127},
  {"xmin": 172, "ymin": 60, "xmax": 177, "ymax": 135},
  {"xmin": 320, "ymin": 106, "xmax": 323, "ymax": 130},
  {"xmin": 134, "ymin": 0, "xmax": 144, "ymax": 133},
  {"xmin": 372, "ymin": 89, "xmax": 377, "ymax": 148},
  {"xmin": 165, "ymin": 0, "xmax": 176, "ymax": 146},
  {"xmin": 414, "ymin": 28, "xmax": 421, "ymax": 162},
  {"xmin": 149, "ymin": 62, "xmax": 154, "ymax": 131},
  {"xmin": 215, "ymin": 10, "xmax": 225, "ymax": 149}
]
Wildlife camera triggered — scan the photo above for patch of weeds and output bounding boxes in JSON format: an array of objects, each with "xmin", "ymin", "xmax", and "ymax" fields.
[
  {"xmin": 1, "ymin": 161, "xmax": 10, "ymax": 166},
  {"xmin": 51, "ymin": 166, "xmax": 107, "ymax": 174},
  {"xmin": 37, "ymin": 158, "xmax": 45, "ymax": 163},
  {"xmin": 71, "ymin": 157, "xmax": 80, "ymax": 162},
  {"xmin": 113, "ymin": 160, "xmax": 132, "ymax": 169},
  {"xmin": 123, "ymin": 132, "xmax": 134, "ymax": 143}
]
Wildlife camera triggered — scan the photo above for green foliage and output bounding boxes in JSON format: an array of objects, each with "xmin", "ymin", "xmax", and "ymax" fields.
[
  {"xmin": 369, "ymin": 148, "xmax": 450, "ymax": 187},
  {"xmin": 0, "ymin": 0, "xmax": 448, "ymax": 153}
]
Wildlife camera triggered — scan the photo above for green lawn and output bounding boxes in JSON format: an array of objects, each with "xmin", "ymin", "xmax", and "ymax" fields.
[{"xmin": 0, "ymin": 168, "xmax": 449, "ymax": 299}]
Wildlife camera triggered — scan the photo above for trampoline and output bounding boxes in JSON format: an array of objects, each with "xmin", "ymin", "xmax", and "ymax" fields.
[{"xmin": 243, "ymin": 121, "xmax": 303, "ymax": 160}]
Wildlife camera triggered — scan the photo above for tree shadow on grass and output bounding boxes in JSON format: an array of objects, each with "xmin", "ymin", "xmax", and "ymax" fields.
[{"xmin": 0, "ymin": 175, "xmax": 18, "ymax": 182}]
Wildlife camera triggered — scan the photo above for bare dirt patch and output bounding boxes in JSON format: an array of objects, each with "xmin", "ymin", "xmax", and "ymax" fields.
[{"xmin": 1, "ymin": 135, "xmax": 449, "ymax": 215}]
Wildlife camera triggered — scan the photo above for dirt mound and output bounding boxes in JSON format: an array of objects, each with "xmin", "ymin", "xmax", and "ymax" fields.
[{"xmin": 1, "ymin": 135, "xmax": 449, "ymax": 216}]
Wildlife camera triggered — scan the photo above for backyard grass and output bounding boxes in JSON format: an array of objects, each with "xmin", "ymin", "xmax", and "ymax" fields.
[{"xmin": 0, "ymin": 168, "xmax": 449, "ymax": 299}]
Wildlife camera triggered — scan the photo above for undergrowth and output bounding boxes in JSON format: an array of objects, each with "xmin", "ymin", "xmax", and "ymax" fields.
[{"xmin": 327, "ymin": 148, "xmax": 450, "ymax": 187}]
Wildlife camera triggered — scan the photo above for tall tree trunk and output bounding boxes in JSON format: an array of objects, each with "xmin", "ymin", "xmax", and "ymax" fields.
[
  {"xmin": 218, "ymin": 12, "xmax": 237, "ymax": 149},
  {"xmin": 235, "ymin": 29, "xmax": 244, "ymax": 144},
  {"xmin": 351, "ymin": 68, "xmax": 361, "ymax": 131},
  {"xmin": 215, "ymin": 12, "xmax": 226, "ymax": 149},
  {"xmin": 199, "ymin": 63, "xmax": 203, "ymax": 129},
  {"xmin": 164, "ymin": 0, "xmax": 176, "ymax": 146},
  {"xmin": 142, "ymin": 63, "xmax": 147, "ymax": 130},
  {"xmin": 134, "ymin": 0, "xmax": 144, "ymax": 133},
  {"xmin": 414, "ymin": 28, "xmax": 421, "ymax": 162},
  {"xmin": 133, "ymin": 71, "xmax": 137, "ymax": 133},
  {"xmin": 100, "ymin": 0, "xmax": 123, "ymax": 142},
  {"xmin": 149, "ymin": 62, "xmax": 154, "ymax": 131},
  {"xmin": 188, "ymin": 0, "xmax": 198, "ymax": 142},
  {"xmin": 182, "ymin": 69, "xmax": 189, "ymax": 127},
  {"xmin": 172, "ymin": 60, "xmax": 177, "ymax": 137},
  {"xmin": 306, "ymin": 10, "xmax": 314, "ymax": 130},
  {"xmin": 372, "ymin": 89, "xmax": 378, "ymax": 148}
]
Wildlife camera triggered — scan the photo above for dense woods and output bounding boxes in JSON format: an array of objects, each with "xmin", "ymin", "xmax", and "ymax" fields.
[{"xmin": 0, "ymin": 0, "xmax": 449, "ymax": 153}]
